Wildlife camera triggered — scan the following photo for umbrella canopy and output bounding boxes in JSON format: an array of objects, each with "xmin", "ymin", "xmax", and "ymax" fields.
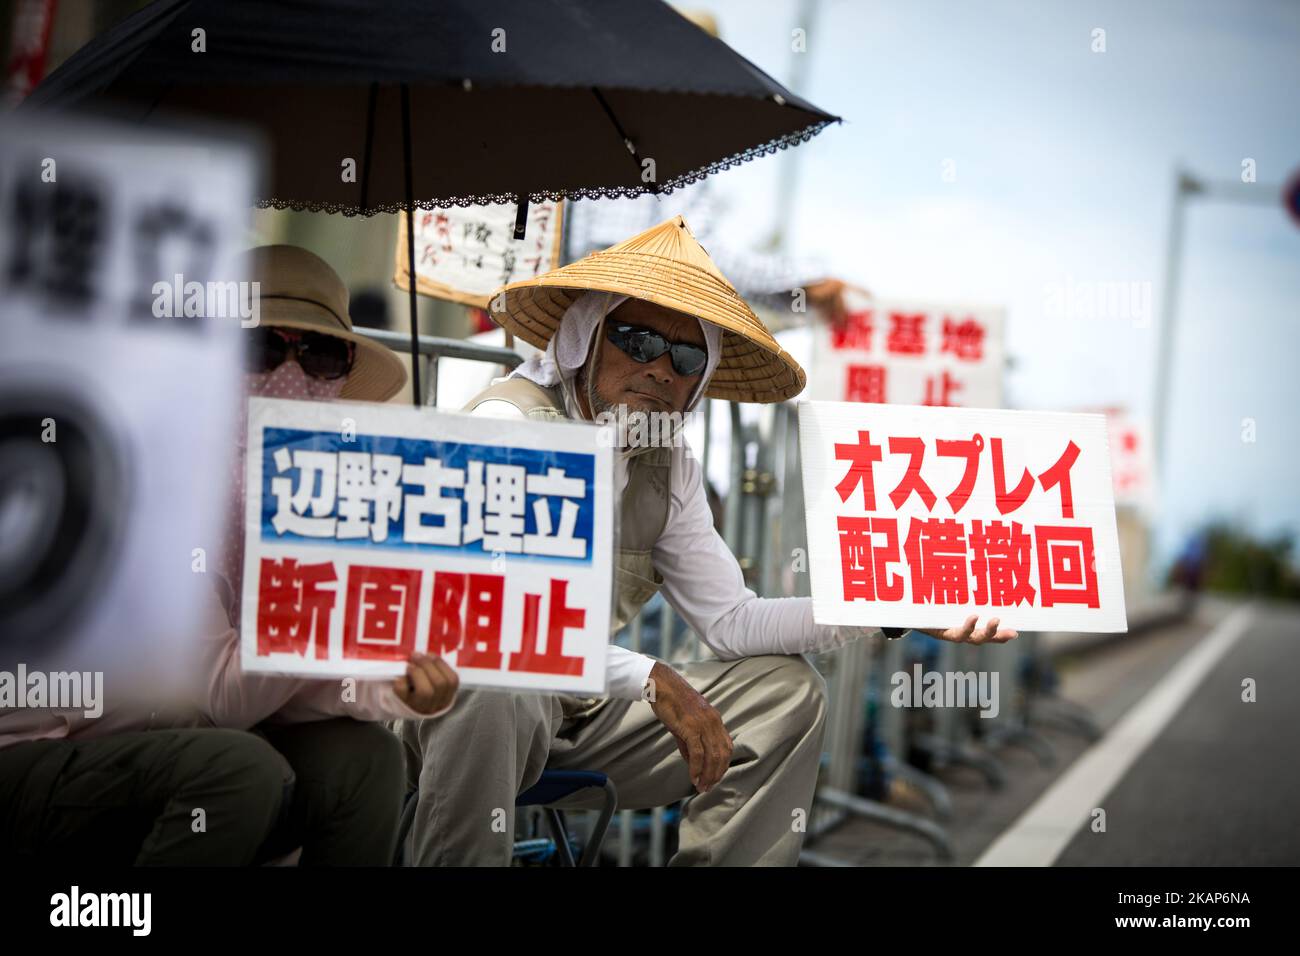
[{"xmin": 24, "ymin": 0, "xmax": 840, "ymax": 214}]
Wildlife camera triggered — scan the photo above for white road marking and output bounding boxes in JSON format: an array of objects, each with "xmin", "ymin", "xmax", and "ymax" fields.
[{"xmin": 973, "ymin": 603, "xmax": 1256, "ymax": 866}]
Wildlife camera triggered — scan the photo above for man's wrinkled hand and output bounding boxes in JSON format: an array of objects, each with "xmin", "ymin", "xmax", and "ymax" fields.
[
  {"xmin": 917, "ymin": 615, "xmax": 1018, "ymax": 645},
  {"xmin": 393, "ymin": 653, "xmax": 459, "ymax": 715},
  {"xmin": 646, "ymin": 662, "xmax": 733, "ymax": 794}
]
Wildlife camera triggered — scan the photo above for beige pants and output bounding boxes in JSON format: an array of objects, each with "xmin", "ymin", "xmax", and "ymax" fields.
[{"xmin": 397, "ymin": 653, "xmax": 827, "ymax": 866}]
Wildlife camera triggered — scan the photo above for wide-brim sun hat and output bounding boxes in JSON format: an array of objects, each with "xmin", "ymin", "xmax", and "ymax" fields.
[
  {"xmin": 488, "ymin": 215, "xmax": 806, "ymax": 403},
  {"xmin": 241, "ymin": 244, "xmax": 408, "ymax": 403}
]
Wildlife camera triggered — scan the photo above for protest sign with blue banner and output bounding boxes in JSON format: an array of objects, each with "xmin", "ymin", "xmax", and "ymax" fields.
[{"xmin": 240, "ymin": 397, "xmax": 614, "ymax": 694}]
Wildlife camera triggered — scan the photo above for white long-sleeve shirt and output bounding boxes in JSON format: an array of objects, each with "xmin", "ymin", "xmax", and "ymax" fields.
[{"xmin": 472, "ymin": 398, "xmax": 875, "ymax": 699}]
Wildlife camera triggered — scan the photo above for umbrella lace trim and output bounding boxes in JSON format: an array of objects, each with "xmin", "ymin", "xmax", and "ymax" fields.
[{"xmin": 253, "ymin": 118, "xmax": 836, "ymax": 216}]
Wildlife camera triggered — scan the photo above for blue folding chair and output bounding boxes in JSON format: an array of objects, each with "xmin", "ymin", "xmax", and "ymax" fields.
[
  {"xmin": 517, "ymin": 769, "xmax": 618, "ymax": 867},
  {"xmin": 395, "ymin": 769, "xmax": 618, "ymax": 867}
]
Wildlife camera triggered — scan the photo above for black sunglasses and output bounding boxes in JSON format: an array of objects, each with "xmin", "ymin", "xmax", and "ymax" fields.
[
  {"xmin": 605, "ymin": 322, "xmax": 708, "ymax": 377},
  {"xmin": 247, "ymin": 328, "xmax": 355, "ymax": 380}
]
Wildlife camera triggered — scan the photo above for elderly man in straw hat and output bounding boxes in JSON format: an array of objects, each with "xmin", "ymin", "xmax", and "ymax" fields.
[{"xmin": 399, "ymin": 217, "xmax": 1016, "ymax": 866}]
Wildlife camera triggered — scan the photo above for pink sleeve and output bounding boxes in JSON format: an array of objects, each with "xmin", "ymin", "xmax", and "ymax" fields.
[
  {"xmin": 201, "ymin": 589, "xmax": 454, "ymax": 727},
  {"xmin": 270, "ymin": 675, "xmax": 454, "ymax": 723}
]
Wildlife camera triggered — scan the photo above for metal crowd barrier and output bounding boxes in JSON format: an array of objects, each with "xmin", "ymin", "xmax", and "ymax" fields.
[{"xmin": 354, "ymin": 326, "xmax": 523, "ymax": 407}]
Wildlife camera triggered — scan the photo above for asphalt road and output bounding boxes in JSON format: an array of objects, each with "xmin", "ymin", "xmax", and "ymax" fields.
[
  {"xmin": 810, "ymin": 596, "xmax": 1300, "ymax": 866},
  {"xmin": 1055, "ymin": 599, "xmax": 1300, "ymax": 865}
]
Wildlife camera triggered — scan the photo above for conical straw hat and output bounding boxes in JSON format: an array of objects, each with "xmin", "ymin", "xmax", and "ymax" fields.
[{"xmin": 488, "ymin": 215, "xmax": 806, "ymax": 403}]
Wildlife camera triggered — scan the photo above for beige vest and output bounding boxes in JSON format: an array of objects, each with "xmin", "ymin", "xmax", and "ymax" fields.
[{"xmin": 463, "ymin": 377, "xmax": 671, "ymax": 636}]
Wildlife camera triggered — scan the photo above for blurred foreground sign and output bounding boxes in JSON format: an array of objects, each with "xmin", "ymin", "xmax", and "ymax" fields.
[
  {"xmin": 241, "ymin": 398, "xmax": 613, "ymax": 694},
  {"xmin": 0, "ymin": 112, "xmax": 257, "ymax": 692},
  {"xmin": 800, "ymin": 401, "xmax": 1127, "ymax": 632},
  {"xmin": 393, "ymin": 201, "xmax": 564, "ymax": 309},
  {"xmin": 810, "ymin": 290, "xmax": 1004, "ymax": 408}
]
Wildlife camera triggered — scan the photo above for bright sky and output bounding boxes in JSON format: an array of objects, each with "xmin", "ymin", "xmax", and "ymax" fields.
[{"xmin": 686, "ymin": 0, "xmax": 1300, "ymax": 573}]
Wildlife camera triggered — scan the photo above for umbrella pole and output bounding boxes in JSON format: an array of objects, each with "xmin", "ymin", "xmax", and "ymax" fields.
[{"xmin": 401, "ymin": 83, "xmax": 422, "ymax": 407}]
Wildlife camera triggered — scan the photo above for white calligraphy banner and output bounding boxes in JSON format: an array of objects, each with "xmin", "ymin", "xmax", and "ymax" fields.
[{"xmin": 393, "ymin": 201, "xmax": 564, "ymax": 308}]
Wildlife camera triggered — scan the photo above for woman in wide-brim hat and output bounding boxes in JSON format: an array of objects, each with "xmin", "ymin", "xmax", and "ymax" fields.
[{"xmin": 242, "ymin": 244, "xmax": 407, "ymax": 403}]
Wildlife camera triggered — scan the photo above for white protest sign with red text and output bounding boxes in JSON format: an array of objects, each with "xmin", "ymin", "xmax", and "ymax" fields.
[
  {"xmin": 800, "ymin": 401, "xmax": 1127, "ymax": 633},
  {"xmin": 810, "ymin": 291, "xmax": 1004, "ymax": 408},
  {"xmin": 241, "ymin": 398, "xmax": 613, "ymax": 694}
]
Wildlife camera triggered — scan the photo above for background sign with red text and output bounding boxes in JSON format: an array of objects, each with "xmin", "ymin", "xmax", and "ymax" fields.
[
  {"xmin": 810, "ymin": 291, "xmax": 1005, "ymax": 408},
  {"xmin": 241, "ymin": 398, "xmax": 613, "ymax": 694},
  {"xmin": 1094, "ymin": 407, "xmax": 1154, "ymax": 511},
  {"xmin": 800, "ymin": 400, "xmax": 1126, "ymax": 632}
]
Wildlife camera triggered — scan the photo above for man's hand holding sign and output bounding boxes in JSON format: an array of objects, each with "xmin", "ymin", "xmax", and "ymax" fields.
[{"xmin": 917, "ymin": 615, "xmax": 1018, "ymax": 645}]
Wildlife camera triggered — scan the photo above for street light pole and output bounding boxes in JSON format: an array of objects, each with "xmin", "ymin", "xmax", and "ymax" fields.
[
  {"xmin": 1150, "ymin": 165, "xmax": 1284, "ymax": 579},
  {"xmin": 1150, "ymin": 168, "xmax": 1198, "ymax": 489}
]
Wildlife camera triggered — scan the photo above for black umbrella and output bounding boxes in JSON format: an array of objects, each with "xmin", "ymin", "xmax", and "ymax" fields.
[{"xmin": 25, "ymin": 0, "xmax": 840, "ymax": 404}]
